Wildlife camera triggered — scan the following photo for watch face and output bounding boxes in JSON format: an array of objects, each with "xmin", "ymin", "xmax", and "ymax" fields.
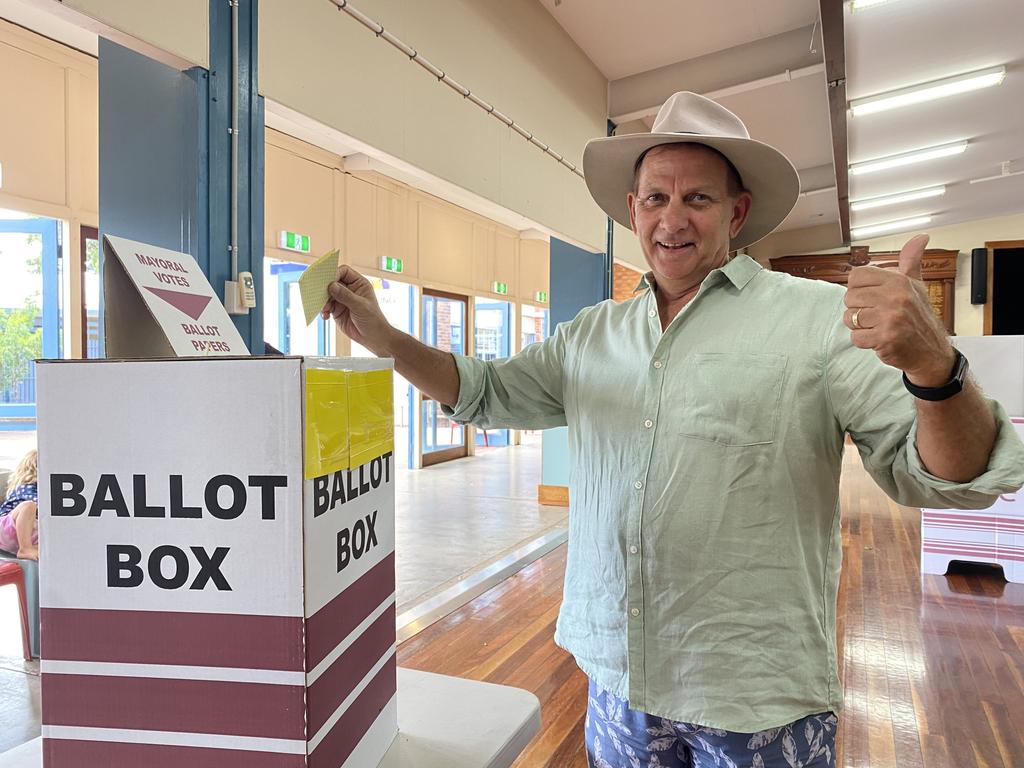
[{"xmin": 953, "ymin": 349, "xmax": 969, "ymax": 385}]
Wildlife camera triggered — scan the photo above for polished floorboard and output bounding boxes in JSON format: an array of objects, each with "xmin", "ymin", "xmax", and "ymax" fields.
[{"xmin": 398, "ymin": 447, "xmax": 1024, "ymax": 768}]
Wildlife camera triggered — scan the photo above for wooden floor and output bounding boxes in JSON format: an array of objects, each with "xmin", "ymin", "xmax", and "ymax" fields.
[{"xmin": 398, "ymin": 448, "xmax": 1024, "ymax": 767}]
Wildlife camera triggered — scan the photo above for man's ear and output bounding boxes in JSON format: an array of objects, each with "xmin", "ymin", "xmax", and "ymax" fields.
[
  {"xmin": 729, "ymin": 191, "xmax": 753, "ymax": 239},
  {"xmin": 627, "ymin": 193, "xmax": 638, "ymax": 234}
]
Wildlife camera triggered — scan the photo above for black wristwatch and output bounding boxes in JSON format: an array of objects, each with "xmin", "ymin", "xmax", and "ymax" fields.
[{"xmin": 902, "ymin": 348, "xmax": 969, "ymax": 401}]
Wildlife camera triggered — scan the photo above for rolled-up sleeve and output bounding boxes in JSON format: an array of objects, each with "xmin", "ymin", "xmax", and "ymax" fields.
[
  {"xmin": 899, "ymin": 398, "xmax": 1024, "ymax": 508},
  {"xmin": 441, "ymin": 314, "xmax": 579, "ymax": 430},
  {"xmin": 824, "ymin": 297, "xmax": 1024, "ymax": 509}
]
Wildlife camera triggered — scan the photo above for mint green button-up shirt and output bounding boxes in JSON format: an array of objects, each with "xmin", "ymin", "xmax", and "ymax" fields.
[{"xmin": 443, "ymin": 255, "xmax": 1024, "ymax": 732}]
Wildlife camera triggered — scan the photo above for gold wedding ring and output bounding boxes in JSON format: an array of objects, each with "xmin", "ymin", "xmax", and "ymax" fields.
[{"xmin": 851, "ymin": 308, "xmax": 863, "ymax": 330}]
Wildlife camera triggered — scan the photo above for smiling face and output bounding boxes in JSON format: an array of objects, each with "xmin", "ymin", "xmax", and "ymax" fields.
[{"xmin": 627, "ymin": 143, "xmax": 752, "ymax": 297}]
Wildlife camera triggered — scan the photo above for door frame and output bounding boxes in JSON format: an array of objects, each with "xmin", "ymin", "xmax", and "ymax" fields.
[
  {"xmin": 473, "ymin": 298, "xmax": 512, "ymax": 447},
  {"xmin": 80, "ymin": 224, "xmax": 99, "ymax": 357},
  {"xmin": 0, "ymin": 217, "xmax": 61, "ymax": 428},
  {"xmin": 421, "ymin": 287, "xmax": 469, "ymax": 467},
  {"xmin": 984, "ymin": 240, "xmax": 1024, "ymax": 335}
]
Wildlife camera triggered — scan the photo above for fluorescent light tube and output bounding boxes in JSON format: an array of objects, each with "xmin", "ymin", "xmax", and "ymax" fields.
[
  {"xmin": 849, "ymin": 0, "xmax": 899, "ymax": 9},
  {"xmin": 850, "ymin": 186, "xmax": 946, "ymax": 212},
  {"xmin": 850, "ymin": 141, "xmax": 967, "ymax": 176},
  {"xmin": 851, "ymin": 67, "xmax": 1006, "ymax": 116},
  {"xmin": 851, "ymin": 215, "xmax": 932, "ymax": 239}
]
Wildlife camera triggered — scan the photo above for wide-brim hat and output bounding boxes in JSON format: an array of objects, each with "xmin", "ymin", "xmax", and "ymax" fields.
[{"xmin": 583, "ymin": 91, "xmax": 800, "ymax": 251}]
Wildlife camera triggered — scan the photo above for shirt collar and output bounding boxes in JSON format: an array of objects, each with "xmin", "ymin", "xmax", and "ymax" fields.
[{"xmin": 636, "ymin": 254, "xmax": 763, "ymax": 294}]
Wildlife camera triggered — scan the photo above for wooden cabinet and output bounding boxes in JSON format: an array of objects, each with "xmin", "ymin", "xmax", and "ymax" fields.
[
  {"xmin": 471, "ymin": 223, "xmax": 494, "ymax": 294},
  {"xmin": 518, "ymin": 239, "xmax": 550, "ymax": 305},
  {"xmin": 344, "ymin": 174, "xmax": 378, "ymax": 271},
  {"xmin": 493, "ymin": 230, "xmax": 518, "ymax": 295},
  {"xmin": 417, "ymin": 201, "xmax": 474, "ymax": 289},
  {"xmin": 376, "ymin": 183, "xmax": 411, "ymax": 269},
  {"xmin": 67, "ymin": 69, "xmax": 99, "ymax": 217},
  {"xmin": 769, "ymin": 246, "xmax": 958, "ymax": 333},
  {"xmin": 341, "ymin": 173, "xmax": 414, "ymax": 276},
  {"xmin": 265, "ymin": 143, "xmax": 335, "ymax": 261},
  {"xmin": 470, "ymin": 224, "xmax": 519, "ymax": 298},
  {"xmin": 0, "ymin": 38, "xmax": 68, "ymax": 208}
]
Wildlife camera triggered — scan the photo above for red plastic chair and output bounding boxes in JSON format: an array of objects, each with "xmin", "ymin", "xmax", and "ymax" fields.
[{"xmin": 0, "ymin": 561, "xmax": 32, "ymax": 661}]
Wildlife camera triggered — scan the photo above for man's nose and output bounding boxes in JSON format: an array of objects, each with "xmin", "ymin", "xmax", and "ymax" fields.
[{"xmin": 658, "ymin": 198, "xmax": 689, "ymax": 232}]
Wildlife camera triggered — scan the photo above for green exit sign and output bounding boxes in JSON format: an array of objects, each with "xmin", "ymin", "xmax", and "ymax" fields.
[
  {"xmin": 381, "ymin": 256, "xmax": 404, "ymax": 273},
  {"xmin": 534, "ymin": 291, "xmax": 548, "ymax": 303},
  {"xmin": 279, "ymin": 231, "xmax": 310, "ymax": 254},
  {"xmin": 492, "ymin": 281, "xmax": 509, "ymax": 295}
]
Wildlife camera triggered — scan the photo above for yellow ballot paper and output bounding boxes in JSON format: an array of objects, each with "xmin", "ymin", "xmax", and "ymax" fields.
[{"xmin": 298, "ymin": 249, "xmax": 340, "ymax": 326}]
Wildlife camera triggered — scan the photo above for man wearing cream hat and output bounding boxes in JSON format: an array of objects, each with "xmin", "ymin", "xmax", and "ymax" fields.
[{"xmin": 323, "ymin": 92, "xmax": 1024, "ymax": 767}]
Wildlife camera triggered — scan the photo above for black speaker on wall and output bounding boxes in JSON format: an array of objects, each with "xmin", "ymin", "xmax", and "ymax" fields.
[{"xmin": 971, "ymin": 248, "xmax": 987, "ymax": 305}]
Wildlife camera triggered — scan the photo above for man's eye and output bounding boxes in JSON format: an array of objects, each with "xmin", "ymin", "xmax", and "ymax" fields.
[
  {"xmin": 691, "ymin": 193, "xmax": 709, "ymax": 203},
  {"xmin": 645, "ymin": 194, "xmax": 663, "ymax": 203}
]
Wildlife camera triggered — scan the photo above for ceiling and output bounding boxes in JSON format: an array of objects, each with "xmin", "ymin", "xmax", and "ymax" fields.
[
  {"xmin": 846, "ymin": 0, "xmax": 1024, "ymax": 240},
  {"xmin": 540, "ymin": 0, "xmax": 1024, "ymax": 248},
  {"xmin": 6, "ymin": 0, "xmax": 1020, "ymax": 251},
  {"xmin": 536, "ymin": 0, "xmax": 817, "ymax": 81}
]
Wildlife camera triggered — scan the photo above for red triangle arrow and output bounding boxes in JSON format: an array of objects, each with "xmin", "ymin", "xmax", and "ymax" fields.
[{"xmin": 145, "ymin": 287, "xmax": 214, "ymax": 321}]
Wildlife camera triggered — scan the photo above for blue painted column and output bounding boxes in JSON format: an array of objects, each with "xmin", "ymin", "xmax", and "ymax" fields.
[
  {"xmin": 98, "ymin": 0, "xmax": 264, "ymax": 355},
  {"xmin": 541, "ymin": 237, "xmax": 609, "ymax": 489},
  {"xmin": 207, "ymin": 0, "xmax": 265, "ymax": 354}
]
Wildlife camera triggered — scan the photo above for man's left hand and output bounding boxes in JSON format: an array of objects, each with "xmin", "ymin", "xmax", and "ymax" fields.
[{"xmin": 843, "ymin": 234, "xmax": 955, "ymax": 387}]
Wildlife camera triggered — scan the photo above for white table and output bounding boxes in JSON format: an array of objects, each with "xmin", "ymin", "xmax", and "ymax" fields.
[{"xmin": 0, "ymin": 668, "xmax": 541, "ymax": 768}]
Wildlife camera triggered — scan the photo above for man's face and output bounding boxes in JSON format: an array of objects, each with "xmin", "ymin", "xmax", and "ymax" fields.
[{"xmin": 627, "ymin": 144, "xmax": 752, "ymax": 290}]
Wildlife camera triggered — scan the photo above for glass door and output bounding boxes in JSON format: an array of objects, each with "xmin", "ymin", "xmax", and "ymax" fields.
[
  {"xmin": 263, "ymin": 259, "xmax": 333, "ymax": 356},
  {"xmin": 81, "ymin": 225, "xmax": 101, "ymax": 358},
  {"xmin": 421, "ymin": 288, "xmax": 468, "ymax": 466},
  {"xmin": 0, "ymin": 214, "xmax": 61, "ymax": 431},
  {"xmin": 349, "ymin": 277, "xmax": 415, "ymax": 470},
  {"xmin": 474, "ymin": 297, "xmax": 511, "ymax": 448}
]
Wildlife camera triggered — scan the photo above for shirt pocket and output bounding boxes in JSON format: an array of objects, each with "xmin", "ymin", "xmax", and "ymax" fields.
[{"xmin": 675, "ymin": 353, "xmax": 788, "ymax": 447}]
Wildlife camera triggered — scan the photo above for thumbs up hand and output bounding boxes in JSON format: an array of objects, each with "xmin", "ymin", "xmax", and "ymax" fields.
[{"xmin": 843, "ymin": 234, "xmax": 956, "ymax": 386}]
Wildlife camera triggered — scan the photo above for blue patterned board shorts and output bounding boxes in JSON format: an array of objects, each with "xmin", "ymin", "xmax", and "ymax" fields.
[{"xmin": 585, "ymin": 680, "xmax": 837, "ymax": 768}]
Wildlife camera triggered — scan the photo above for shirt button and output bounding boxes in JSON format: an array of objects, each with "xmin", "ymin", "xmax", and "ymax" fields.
[
  {"xmin": 653, "ymin": 360, "xmax": 663, "ymax": 369},
  {"xmin": 629, "ymin": 545, "xmax": 638, "ymax": 554},
  {"xmin": 643, "ymin": 419, "xmax": 653, "ymax": 429},
  {"xmin": 630, "ymin": 608, "xmax": 640, "ymax": 617},
  {"xmin": 634, "ymin": 480, "xmax": 643, "ymax": 490},
  {"xmin": 648, "ymin": 309, "xmax": 656, "ymax": 318}
]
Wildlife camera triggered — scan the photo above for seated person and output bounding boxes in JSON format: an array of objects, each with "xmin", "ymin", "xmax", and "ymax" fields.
[{"xmin": 0, "ymin": 448, "xmax": 38, "ymax": 560}]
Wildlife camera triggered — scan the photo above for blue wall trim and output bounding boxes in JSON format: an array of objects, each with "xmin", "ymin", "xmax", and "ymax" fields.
[
  {"xmin": 542, "ymin": 238, "xmax": 608, "ymax": 487},
  {"xmin": 207, "ymin": 0, "xmax": 264, "ymax": 354},
  {"xmin": 98, "ymin": 0, "xmax": 265, "ymax": 356}
]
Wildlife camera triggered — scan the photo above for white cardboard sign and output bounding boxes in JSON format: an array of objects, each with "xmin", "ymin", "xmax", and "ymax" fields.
[{"xmin": 103, "ymin": 234, "xmax": 249, "ymax": 357}]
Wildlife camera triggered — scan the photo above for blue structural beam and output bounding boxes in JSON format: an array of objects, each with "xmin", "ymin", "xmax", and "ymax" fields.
[
  {"xmin": 541, "ymin": 238, "xmax": 609, "ymax": 488},
  {"xmin": 207, "ymin": 0, "xmax": 265, "ymax": 354},
  {"xmin": 97, "ymin": 0, "xmax": 264, "ymax": 356}
]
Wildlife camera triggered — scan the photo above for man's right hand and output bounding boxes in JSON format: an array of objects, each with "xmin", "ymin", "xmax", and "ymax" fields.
[{"xmin": 320, "ymin": 265, "xmax": 394, "ymax": 355}]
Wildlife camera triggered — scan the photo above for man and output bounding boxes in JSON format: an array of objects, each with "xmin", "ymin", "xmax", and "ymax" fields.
[{"xmin": 322, "ymin": 92, "xmax": 1024, "ymax": 767}]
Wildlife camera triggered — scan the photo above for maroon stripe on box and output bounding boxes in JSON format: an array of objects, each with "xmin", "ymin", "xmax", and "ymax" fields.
[
  {"xmin": 309, "ymin": 654, "xmax": 397, "ymax": 768},
  {"xmin": 42, "ymin": 674, "xmax": 306, "ymax": 740},
  {"xmin": 41, "ymin": 608, "xmax": 304, "ymax": 671},
  {"xmin": 43, "ymin": 739, "xmax": 306, "ymax": 768},
  {"xmin": 306, "ymin": 552, "xmax": 395, "ymax": 670},
  {"xmin": 307, "ymin": 603, "xmax": 396, "ymax": 734}
]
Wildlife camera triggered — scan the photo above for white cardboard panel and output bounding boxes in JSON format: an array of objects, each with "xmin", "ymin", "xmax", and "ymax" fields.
[
  {"xmin": 952, "ymin": 335, "xmax": 1024, "ymax": 417},
  {"xmin": 37, "ymin": 358, "xmax": 305, "ymax": 616}
]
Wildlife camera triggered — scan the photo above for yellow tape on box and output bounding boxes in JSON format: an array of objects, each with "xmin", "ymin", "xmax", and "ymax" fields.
[{"xmin": 305, "ymin": 368, "xmax": 394, "ymax": 479}]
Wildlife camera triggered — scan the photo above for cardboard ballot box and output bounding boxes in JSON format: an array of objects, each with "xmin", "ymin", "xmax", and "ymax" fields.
[{"xmin": 36, "ymin": 356, "xmax": 397, "ymax": 768}]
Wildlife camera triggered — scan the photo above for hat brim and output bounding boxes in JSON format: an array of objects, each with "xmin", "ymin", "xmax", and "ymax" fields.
[{"xmin": 583, "ymin": 133, "xmax": 801, "ymax": 252}]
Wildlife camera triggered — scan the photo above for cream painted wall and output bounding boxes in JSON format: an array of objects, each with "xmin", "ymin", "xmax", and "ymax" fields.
[
  {"xmin": 849, "ymin": 213, "xmax": 1024, "ymax": 338},
  {"xmin": 260, "ymin": 0, "xmax": 608, "ymax": 252},
  {"xmin": 613, "ymin": 220, "xmax": 647, "ymax": 271},
  {"xmin": 62, "ymin": 0, "xmax": 208, "ymax": 66}
]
